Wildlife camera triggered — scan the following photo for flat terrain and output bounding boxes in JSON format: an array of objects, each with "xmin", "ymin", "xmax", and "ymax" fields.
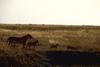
[
  {"xmin": 1, "ymin": 24, "xmax": 100, "ymax": 51},
  {"xmin": 0, "ymin": 24, "xmax": 100, "ymax": 67}
]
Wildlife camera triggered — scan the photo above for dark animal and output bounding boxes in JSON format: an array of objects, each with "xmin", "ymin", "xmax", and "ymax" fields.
[
  {"xmin": 26, "ymin": 38, "xmax": 39, "ymax": 48},
  {"xmin": 50, "ymin": 44, "xmax": 59, "ymax": 48},
  {"xmin": 7, "ymin": 34, "xmax": 33, "ymax": 48},
  {"xmin": 67, "ymin": 45, "xmax": 78, "ymax": 50}
]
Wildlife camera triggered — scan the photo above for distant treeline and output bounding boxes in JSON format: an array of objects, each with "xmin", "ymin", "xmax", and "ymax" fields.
[{"xmin": 0, "ymin": 24, "xmax": 100, "ymax": 31}]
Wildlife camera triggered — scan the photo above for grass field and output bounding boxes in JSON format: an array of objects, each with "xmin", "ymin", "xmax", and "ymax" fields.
[{"xmin": 0, "ymin": 24, "xmax": 100, "ymax": 67}]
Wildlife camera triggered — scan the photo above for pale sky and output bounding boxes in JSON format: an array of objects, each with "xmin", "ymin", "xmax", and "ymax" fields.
[{"xmin": 0, "ymin": 0, "xmax": 100, "ymax": 25}]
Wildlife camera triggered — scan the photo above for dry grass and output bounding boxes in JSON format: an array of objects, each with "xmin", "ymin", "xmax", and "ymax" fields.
[
  {"xmin": 1, "ymin": 24, "xmax": 100, "ymax": 51},
  {"xmin": 0, "ymin": 24, "xmax": 100, "ymax": 67}
]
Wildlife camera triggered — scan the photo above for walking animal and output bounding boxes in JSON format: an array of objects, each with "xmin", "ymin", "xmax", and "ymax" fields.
[
  {"xmin": 26, "ymin": 37, "xmax": 39, "ymax": 48},
  {"xmin": 7, "ymin": 34, "xmax": 33, "ymax": 48}
]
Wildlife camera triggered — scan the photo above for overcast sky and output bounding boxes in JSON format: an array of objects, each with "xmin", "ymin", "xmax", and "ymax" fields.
[{"xmin": 0, "ymin": 0, "xmax": 100, "ymax": 25}]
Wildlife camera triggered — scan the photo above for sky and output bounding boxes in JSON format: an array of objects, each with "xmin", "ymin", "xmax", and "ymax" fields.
[{"xmin": 0, "ymin": 0, "xmax": 100, "ymax": 25}]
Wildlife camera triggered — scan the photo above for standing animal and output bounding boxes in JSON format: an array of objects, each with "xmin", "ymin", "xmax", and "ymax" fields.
[
  {"xmin": 26, "ymin": 37, "xmax": 39, "ymax": 48},
  {"xmin": 49, "ymin": 39, "xmax": 59, "ymax": 48},
  {"xmin": 7, "ymin": 34, "xmax": 33, "ymax": 48}
]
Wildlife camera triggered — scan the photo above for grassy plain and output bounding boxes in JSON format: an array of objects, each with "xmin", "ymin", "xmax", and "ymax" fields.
[{"xmin": 0, "ymin": 24, "xmax": 100, "ymax": 67}]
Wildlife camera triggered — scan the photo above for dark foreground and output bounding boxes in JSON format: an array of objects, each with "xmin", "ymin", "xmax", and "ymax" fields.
[
  {"xmin": 0, "ymin": 51, "xmax": 100, "ymax": 67},
  {"xmin": 47, "ymin": 51, "xmax": 100, "ymax": 66}
]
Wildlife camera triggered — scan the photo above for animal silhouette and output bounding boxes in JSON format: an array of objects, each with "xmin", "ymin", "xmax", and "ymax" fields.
[
  {"xmin": 7, "ymin": 34, "xmax": 33, "ymax": 48},
  {"xmin": 26, "ymin": 37, "xmax": 39, "ymax": 48}
]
